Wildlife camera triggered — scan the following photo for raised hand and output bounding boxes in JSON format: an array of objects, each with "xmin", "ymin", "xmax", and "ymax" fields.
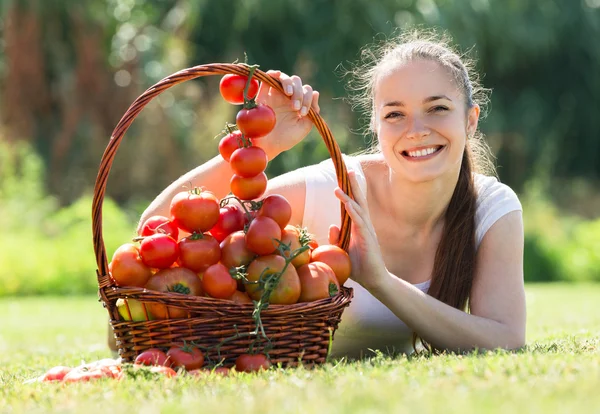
[
  {"xmin": 330, "ymin": 170, "xmax": 388, "ymax": 290},
  {"xmin": 254, "ymin": 70, "xmax": 320, "ymax": 160}
]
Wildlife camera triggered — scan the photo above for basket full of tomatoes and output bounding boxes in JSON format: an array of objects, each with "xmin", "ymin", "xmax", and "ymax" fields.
[{"xmin": 92, "ymin": 63, "xmax": 355, "ymax": 370}]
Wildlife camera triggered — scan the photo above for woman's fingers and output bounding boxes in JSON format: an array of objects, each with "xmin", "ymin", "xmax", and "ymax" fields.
[
  {"xmin": 263, "ymin": 70, "xmax": 317, "ymax": 117},
  {"xmin": 328, "ymin": 225, "xmax": 341, "ymax": 245},
  {"xmin": 311, "ymin": 90, "xmax": 320, "ymax": 114},
  {"xmin": 347, "ymin": 170, "xmax": 368, "ymax": 212},
  {"xmin": 300, "ymin": 84, "xmax": 313, "ymax": 116}
]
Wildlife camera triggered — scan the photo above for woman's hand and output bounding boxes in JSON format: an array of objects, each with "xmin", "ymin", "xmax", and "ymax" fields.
[
  {"xmin": 254, "ymin": 70, "xmax": 320, "ymax": 160},
  {"xmin": 329, "ymin": 170, "xmax": 389, "ymax": 290}
]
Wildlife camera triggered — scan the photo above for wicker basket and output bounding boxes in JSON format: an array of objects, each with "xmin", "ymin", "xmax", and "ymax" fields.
[{"xmin": 92, "ymin": 63, "xmax": 356, "ymax": 367}]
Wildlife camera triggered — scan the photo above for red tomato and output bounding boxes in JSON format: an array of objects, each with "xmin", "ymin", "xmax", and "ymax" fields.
[
  {"xmin": 139, "ymin": 233, "xmax": 179, "ymax": 269},
  {"xmin": 209, "ymin": 204, "xmax": 245, "ymax": 242},
  {"xmin": 256, "ymin": 194, "xmax": 292, "ymax": 229},
  {"xmin": 202, "ymin": 263, "xmax": 237, "ymax": 299},
  {"xmin": 41, "ymin": 366, "xmax": 72, "ymax": 382},
  {"xmin": 297, "ymin": 261, "xmax": 340, "ymax": 302},
  {"xmin": 220, "ymin": 230, "xmax": 256, "ymax": 269},
  {"xmin": 110, "ymin": 243, "xmax": 153, "ymax": 287},
  {"xmin": 167, "ymin": 344, "xmax": 205, "ymax": 371},
  {"xmin": 135, "ymin": 348, "xmax": 171, "ymax": 366},
  {"xmin": 229, "ymin": 146, "xmax": 268, "ymax": 178},
  {"xmin": 279, "ymin": 225, "xmax": 310, "ymax": 268},
  {"xmin": 147, "ymin": 365, "xmax": 177, "ymax": 377},
  {"xmin": 140, "ymin": 215, "xmax": 179, "ymax": 240},
  {"xmin": 226, "ymin": 290, "xmax": 253, "ymax": 304},
  {"xmin": 236, "ymin": 104, "xmax": 276, "ymax": 138},
  {"xmin": 235, "ymin": 353, "xmax": 271, "ymax": 373},
  {"xmin": 230, "ymin": 172, "xmax": 268, "ymax": 200},
  {"xmin": 62, "ymin": 366, "xmax": 113, "ymax": 383},
  {"xmin": 310, "ymin": 245, "xmax": 352, "ymax": 285},
  {"xmin": 308, "ymin": 238, "xmax": 319, "ymax": 251},
  {"xmin": 246, "ymin": 255, "xmax": 301, "ymax": 304},
  {"xmin": 219, "ymin": 74, "xmax": 259, "ymax": 105},
  {"xmin": 245, "ymin": 216, "xmax": 282, "ymax": 255},
  {"xmin": 170, "ymin": 189, "xmax": 220, "ymax": 233},
  {"xmin": 178, "ymin": 233, "xmax": 221, "ymax": 273},
  {"xmin": 145, "ymin": 267, "xmax": 203, "ymax": 319},
  {"xmin": 219, "ymin": 130, "xmax": 244, "ymax": 162}
]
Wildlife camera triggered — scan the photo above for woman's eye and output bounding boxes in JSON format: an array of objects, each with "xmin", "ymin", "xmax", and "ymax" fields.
[
  {"xmin": 384, "ymin": 112, "xmax": 403, "ymax": 119},
  {"xmin": 429, "ymin": 105, "xmax": 449, "ymax": 113}
]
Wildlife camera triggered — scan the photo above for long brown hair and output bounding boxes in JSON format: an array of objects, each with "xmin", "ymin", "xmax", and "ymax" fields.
[{"xmin": 345, "ymin": 28, "xmax": 495, "ymax": 352}]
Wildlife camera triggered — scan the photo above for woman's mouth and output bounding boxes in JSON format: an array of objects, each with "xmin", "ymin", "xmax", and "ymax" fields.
[{"xmin": 401, "ymin": 145, "xmax": 445, "ymax": 161}]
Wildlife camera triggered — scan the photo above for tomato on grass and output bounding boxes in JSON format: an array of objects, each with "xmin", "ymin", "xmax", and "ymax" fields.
[
  {"xmin": 167, "ymin": 343, "xmax": 205, "ymax": 371},
  {"xmin": 235, "ymin": 353, "xmax": 271, "ymax": 373},
  {"xmin": 135, "ymin": 348, "xmax": 171, "ymax": 366}
]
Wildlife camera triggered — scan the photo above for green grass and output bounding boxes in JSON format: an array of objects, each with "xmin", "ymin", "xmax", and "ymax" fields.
[{"xmin": 1, "ymin": 283, "xmax": 599, "ymax": 414}]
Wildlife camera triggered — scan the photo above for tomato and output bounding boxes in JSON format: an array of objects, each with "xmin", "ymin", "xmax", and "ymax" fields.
[
  {"xmin": 139, "ymin": 233, "xmax": 179, "ymax": 269},
  {"xmin": 297, "ymin": 261, "xmax": 340, "ymax": 302},
  {"xmin": 308, "ymin": 238, "xmax": 319, "ymax": 251},
  {"xmin": 229, "ymin": 146, "xmax": 268, "ymax": 178},
  {"xmin": 246, "ymin": 255, "xmax": 301, "ymax": 304},
  {"xmin": 41, "ymin": 366, "xmax": 72, "ymax": 382},
  {"xmin": 140, "ymin": 215, "xmax": 179, "ymax": 240},
  {"xmin": 167, "ymin": 344, "xmax": 205, "ymax": 371},
  {"xmin": 116, "ymin": 298, "xmax": 152, "ymax": 321},
  {"xmin": 220, "ymin": 231, "xmax": 255, "ymax": 269},
  {"xmin": 110, "ymin": 243, "xmax": 153, "ymax": 287},
  {"xmin": 189, "ymin": 366, "xmax": 230, "ymax": 376},
  {"xmin": 209, "ymin": 204, "xmax": 245, "ymax": 243},
  {"xmin": 170, "ymin": 189, "xmax": 220, "ymax": 233},
  {"xmin": 279, "ymin": 225, "xmax": 310, "ymax": 268},
  {"xmin": 145, "ymin": 267, "xmax": 203, "ymax": 319},
  {"xmin": 178, "ymin": 232, "xmax": 221, "ymax": 273},
  {"xmin": 219, "ymin": 130, "xmax": 244, "ymax": 162},
  {"xmin": 245, "ymin": 216, "xmax": 282, "ymax": 255},
  {"xmin": 227, "ymin": 290, "xmax": 253, "ymax": 304},
  {"xmin": 219, "ymin": 74, "xmax": 259, "ymax": 105},
  {"xmin": 256, "ymin": 194, "xmax": 292, "ymax": 230},
  {"xmin": 63, "ymin": 366, "xmax": 113, "ymax": 383},
  {"xmin": 236, "ymin": 104, "xmax": 276, "ymax": 138},
  {"xmin": 135, "ymin": 348, "xmax": 171, "ymax": 366},
  {"xmin": 310, "ymin": 245, "xmax": 352, "ymax": 285},
  {"xmin": 230, "ymin": 172, "xmax": 267, "ymax": 200},
  {"xmin": 202, "ymin": 263, "xmax": 237, "ymax": 299},
  {"xmin": 235, "ymin": 353, "xmax": 271, "ymax": 373}
]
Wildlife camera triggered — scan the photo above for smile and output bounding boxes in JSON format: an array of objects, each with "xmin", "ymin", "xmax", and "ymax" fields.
[{"xmin": 401, "ymin": 145, "xmax": 445, "ymax": 161}]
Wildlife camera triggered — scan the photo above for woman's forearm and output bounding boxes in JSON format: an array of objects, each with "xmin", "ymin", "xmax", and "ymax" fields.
[
  {"xmin": 369, "ymin": 273, "xmax": 525, "ymax": 352},
  {"xmin": 137, "ymin": 155, "xmax": 233, "ymax": 232}
]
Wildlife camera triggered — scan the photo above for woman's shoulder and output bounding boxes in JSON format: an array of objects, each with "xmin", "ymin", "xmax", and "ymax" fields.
[{"xmin": 472, "ymin": 173, "xmax": 523, "ymax": 248}]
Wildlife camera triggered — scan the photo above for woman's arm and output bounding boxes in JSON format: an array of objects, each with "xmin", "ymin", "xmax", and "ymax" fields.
[
  {"xmin": 371, "ymin": 211, "xmax": 526, "ymax": 351},
  {"xmin": 333, "ymin": 173, "xmax": 526, "ymax": 352}
]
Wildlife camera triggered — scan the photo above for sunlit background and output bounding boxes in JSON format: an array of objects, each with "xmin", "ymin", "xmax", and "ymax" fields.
[{"xmin": 1, "ymin": 0, "xmax": 599, "ymax": 296}]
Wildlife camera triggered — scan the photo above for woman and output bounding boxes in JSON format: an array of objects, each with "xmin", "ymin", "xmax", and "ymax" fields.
[{"xmin": 134, "ymin": 31, "xmax": 525, "ymax": 358}]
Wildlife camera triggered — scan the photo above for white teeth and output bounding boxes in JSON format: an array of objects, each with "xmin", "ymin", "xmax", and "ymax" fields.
[{"xmin": 407, "ymin": 147, "xmax": 439, "ymax": 158}]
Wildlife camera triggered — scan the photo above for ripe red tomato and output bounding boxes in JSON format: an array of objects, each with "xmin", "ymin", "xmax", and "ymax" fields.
[
  {"xmin": 135, "ymin": 348, "xmax": 171, "ymax": 366},
  {"xmin": 202, "ymin": 263, "xmax": 237, "ymax": 299},
  {"xmin": 219, "ymin": 74, "xmax": 259, "ymax": 105},
  {"xmin": 140, "ymin": 215, "xmax": 179, "ymax": 240},
  {"xmin": 110, "ymin": 243, "xmax": 153, "ymax": 287},
  {"xmin": 236, "ymin": 104, "xmax": 276, "ymax": 138},
  {"xmin": 310, "ymin": 245, "xmax": 352, "ymax": 285},
  {"xmin": 246, "ymin": 255, "xmax": 301, "ymax": 304},
  {"xmin": 226, "ymin": 290, "xmax": 253, "ymax": 304},
  {"xmin": 62, "ymin": 367, "xmax": 113, "ymax": 383},
  {"xmin": 245, "ymin": 216, "xmax": 282, "ymax": 255},
  {"xmin": 41, "ymin": 366, "xmax": 72, "ymax": 382},
  {"xmin": 229, "ymin": 146, "xmax": 268, "ymax": 178},
  {"xmin": 209, "ymin": 204, "xmax": 245, "ymax": 242},
  {"xmin": 167, "ymin": 344, "xmax": 205, "ymax": 371},
  {"xmin": 230, "ymin": 172, "xmax": 267, "ymax": 200},
  {"xmin": 139, "ymin": 233, "xmax": 179, "ymax": 269},
  {"xmin": 220, "ymin": 230, "xmax": 256, "ymax": 269},
  {"xmin": 297, "ymin": 261, "xmax": 340, "ymax": 302},
  {"xmin": 178, "ymin": 233, "xmax": 221, "ymax": 273},
  {"xmin": 235, "ymin": 353, "xmax": 271, "ymax": 373},
  {"xmin": 219, "ymin": 130, "xmax": 245, "ymax": 162},
  {"xmin": 279, "ymin": 225, "xmax": 310, "ymax": 268},
  {"xmin": 256, "ymin": 194, "xmax": 292, "ymax": 229},
  {"xmin": 145, "ymin": 267, "xmax": 203, "ymax": 319},
  {"xmin": 170, "ymin": 189, "xmax": 220, "ymax": 233}
]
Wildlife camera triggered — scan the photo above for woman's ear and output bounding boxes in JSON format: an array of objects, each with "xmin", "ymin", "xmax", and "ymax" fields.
[{"xmin": 467, "ymin": 104, "xmax": 480, "ymax": 137}]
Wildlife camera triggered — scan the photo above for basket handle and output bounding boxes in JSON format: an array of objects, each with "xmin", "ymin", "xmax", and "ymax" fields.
[{"xmin": 92, "ymin": 63, "xmax": 354, "ymax": 291}]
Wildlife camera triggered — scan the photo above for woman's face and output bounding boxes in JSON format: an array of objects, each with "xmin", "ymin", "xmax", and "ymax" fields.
[{"xmin": 373, "ymin": 59, "xmax": 479, "ymax": 183}]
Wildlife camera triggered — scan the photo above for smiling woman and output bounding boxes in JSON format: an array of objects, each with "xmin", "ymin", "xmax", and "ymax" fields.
[{"xmin": 136, "ymin": 28, "xmax": 525, "ymax": 358}]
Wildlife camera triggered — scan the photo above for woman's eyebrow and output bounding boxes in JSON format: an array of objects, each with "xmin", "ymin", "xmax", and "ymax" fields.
[{"xmin": 383, "ymin": 95, "xmax": 453, "ymax": 107}]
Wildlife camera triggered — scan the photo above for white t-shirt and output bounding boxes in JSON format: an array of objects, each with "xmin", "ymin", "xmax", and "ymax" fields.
[{"xmin": 298, "ymin": 155, "xmax": 522, "ymax": 358}]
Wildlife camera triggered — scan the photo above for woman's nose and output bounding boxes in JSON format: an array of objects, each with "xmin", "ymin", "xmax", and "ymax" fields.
[{"xmin": 405, "ymin": 116, "xmax": 431, "ymax": 140}]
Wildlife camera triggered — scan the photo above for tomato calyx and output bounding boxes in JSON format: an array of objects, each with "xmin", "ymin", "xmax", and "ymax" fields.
[
  {"xmin": 328, "ymin": 282, "xmax": 339, "ymax": 297},
  {"xmin": 167, "ymin": 283, "xmax": 191, "ymax": 295},
  {"xmin": 188, "ymin": 231, "xmax": 205, "ymax": 241}
]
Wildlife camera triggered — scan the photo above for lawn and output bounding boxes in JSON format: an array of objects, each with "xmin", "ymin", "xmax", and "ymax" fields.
[{"xmin": 1, "ymin": 283, "xmax": 599, "ymax": 414}]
